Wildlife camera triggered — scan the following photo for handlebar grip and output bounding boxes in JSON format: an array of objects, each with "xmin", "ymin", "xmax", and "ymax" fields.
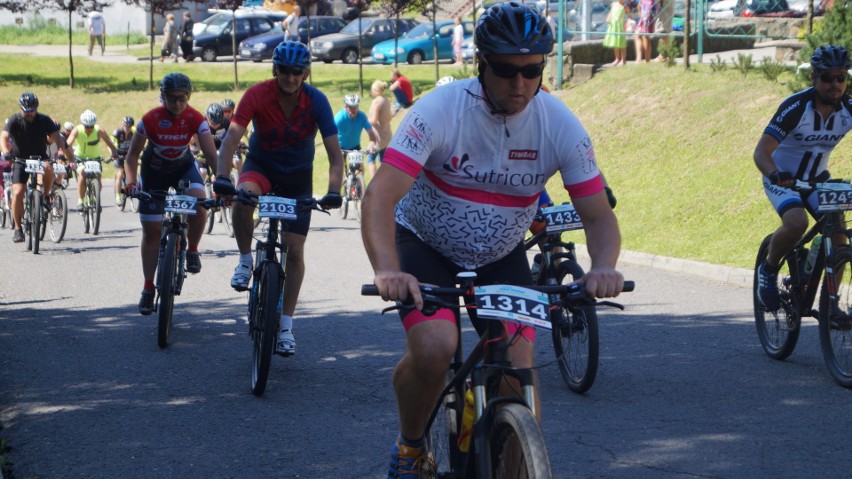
[
  {"xmin": 361, "ymin": 284, "xmax": 379, "ymax": 296},
  {"xmin": 623, "ymin": 280, "xmax": 634, "ymax": 292}
]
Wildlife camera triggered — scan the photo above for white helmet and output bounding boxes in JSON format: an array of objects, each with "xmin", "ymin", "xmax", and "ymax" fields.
[
  {"xmin": 343, "ymin": 93, "xmax": 360, "ymax": 107},
  {"xmin": 436, "ymin": 76, "xmax": 456, "ymax": 87},
  {"xmin": 63, "ymin": 121, "xmax": 74, "ymax": 131},
  {"xmin": 80, "ymin": 109, "xmax": 97, "ymax": 127}
]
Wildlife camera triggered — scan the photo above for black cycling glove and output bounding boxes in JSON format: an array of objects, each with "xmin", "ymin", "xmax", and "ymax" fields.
[
  {"xmin": 769, "ymin": 170, "xmax": 793, "ymax": 185},
  {"xmin": 604, "ymin": 186, "xmax": 617, "ymax": 209},
  {"xmin": 213, "ymin": 175, "xmax": 235, "ymax": 196},
  {"xmin": 320, "ymin": 191, "xmax": 343, "ymax": 209}
]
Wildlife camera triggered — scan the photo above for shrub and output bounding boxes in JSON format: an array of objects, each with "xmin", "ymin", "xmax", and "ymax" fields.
[{"xmin": 732, "ymin": 53, "xmax": 753, "ymax": 78}]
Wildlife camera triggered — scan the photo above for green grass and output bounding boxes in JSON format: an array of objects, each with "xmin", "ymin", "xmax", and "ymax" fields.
[
  {"xmin": 0, "ymin": 21, "xmax": 148, "ymax": 46},
  {"xmin": 2, "ymin": 53, "xmax": 849, "ymax": 269}
]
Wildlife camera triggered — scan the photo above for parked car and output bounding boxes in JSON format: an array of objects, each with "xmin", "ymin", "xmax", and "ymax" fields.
[
  {"xmin": 371, "ymin": 20, "xmax": 474, "ymax": 65},
  {"xmin": 239, "ymin": 16, "xmax": 347, "ymax": 62},
  {"xmin": 739, "ymin": 0, "xmax": 790, "ymax": 16},
  {"xmin": 708, "ymin": 0, "xmax": 738, "ymax": 19},
  {"xmin": 193, "ymin": 9, "xmax": 287, "ymax": 62},
  {"xmin": 311, "ymin": 17, "xmax": 419, "ymax": 64}
]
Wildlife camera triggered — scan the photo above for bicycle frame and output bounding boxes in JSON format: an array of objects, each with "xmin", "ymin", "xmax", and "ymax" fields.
[{"xmin": 524, "ymin": 225, "xmax": 580, "ymax": 286}]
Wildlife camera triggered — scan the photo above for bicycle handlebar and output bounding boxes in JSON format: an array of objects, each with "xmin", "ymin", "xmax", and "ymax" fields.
[
  {"xmin": 791, "ymin": 178, "xmax": 851, "ymax": 191},
  {"xmin": 213, "ymin": 181, "xmax": 340, "ymax": 214},
  {"xmin": 127, "ymin": 190, "xmax": 221, "ymax": 210}
]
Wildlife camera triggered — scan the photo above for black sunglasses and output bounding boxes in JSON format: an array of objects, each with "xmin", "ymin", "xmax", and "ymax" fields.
[
  {"xmin": 818, "ymin": 73, "xmax": 848, "ymax": 84},
  {"xmin": 164, "ymin": 92, "xmax": 190, "ymax": 103},
  {"xmin": 484, "ymin": 58, "xmax": 545, "ymax": 80},
  {"xmin": 278, "ymin": 66, "xmax": 306, "ymax": 77}
]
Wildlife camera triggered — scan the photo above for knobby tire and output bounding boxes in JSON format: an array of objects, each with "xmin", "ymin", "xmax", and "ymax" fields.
[
  {"xmin": 753, "ymin": 234, "xmax": 800, "ymax": 359},
  {"xmin": 251, "ymin": 263, "xmax": 280, "ymax": 396},
  {"xmin": 552, "ymin": 260, "xmax": 599, "ymax": 393},
  {"xmin": 485, "ymin": 403, "xmax": 552, "ymax": 479},
  {"xmin": 49, "ymin": 190, "xmax": 67, "ymax": 243},
  {"xmin": 91, "ymin": 181, "xmax": 101, "ymax": 235},
  {"xmin": 30, "ymin": 190, "xmax": 41, "ymax": 254},
  {"xmin": 157, "ymin": 233, "xmax": 179, "ymax": 349},
  {"xmin": 818, "ymin": 249, "xmax": 852, "ymax": 388},
  {"xmin": 427, "ymin": 371, "xmax": 464, "ymax": 476}
]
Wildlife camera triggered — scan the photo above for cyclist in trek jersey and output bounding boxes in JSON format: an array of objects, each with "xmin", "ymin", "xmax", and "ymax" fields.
[
  {"xmin": 112, "ymin": 115, "xmax": 136, "ymax": 204},
  {"xmin": 214, "ymin": 41, "xmax": 343, "ymax": 357},
  {"xmin": 360, "ymin": 3, "xmax": 625, "ymax": 477},
  {"xmin": 755, "ymin": 45, "xmax": 852, "ymax": 311},
  {"xmin": 66, "ymin": 109, "xmax": 118, "ymax": 211},
  {"xmin": 124, "ymin": 72, "xmax": 219, "ymax": 316}
]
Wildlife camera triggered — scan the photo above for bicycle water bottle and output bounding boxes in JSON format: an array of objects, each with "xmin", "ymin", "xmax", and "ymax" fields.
[
  {"xmin": 459, "ymin": 389, "xmax": 475, "ymax": 453},
  {"xmin": 804, "ymin": 236, "xmax": 822, "ymax": 275}
]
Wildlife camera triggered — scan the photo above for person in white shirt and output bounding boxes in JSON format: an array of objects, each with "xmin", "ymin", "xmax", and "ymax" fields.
[
  {"xmin": 452, "ymin": 16, "xmax": 464, "ymax": 65},
  {"xmin": 282, "ymin": 6, "xmax": 302, "ymax": 42},
  {"xmin": 88, "ymin": 11, "xmax": 106, "ymax": 56}
]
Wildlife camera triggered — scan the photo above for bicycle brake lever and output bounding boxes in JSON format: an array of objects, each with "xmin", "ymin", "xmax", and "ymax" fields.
[{"xmin": 596, "ymin": 300, "xmax": 625, "ymax": 311}]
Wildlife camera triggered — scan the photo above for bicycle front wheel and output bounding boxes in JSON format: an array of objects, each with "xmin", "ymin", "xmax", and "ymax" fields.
[
  {"xmin": 251, "ymin": 264, "xmax": 281, "ymax": 396},
  {"xmin": 485, "ymin": 403, "xmax": 552, "ymax": 479},
  {"xmin": 205, "ymin": 182, "xmax": 215, "ymax": 234},
  {"xmin": 223, "ymin": 204, "xmax": 234, "ymax": 237},
  {"xmin": 49, "ymin": 190, "xmax": 68, "ymax": 243},
  {"xmin": 754, "ymin": 234, "xmax": 800, "ymax": 359},
  {"xmin": 30, "ymin": 191, "xmax": 41, "ymax": 254},
  {"xmin": 427, "ymin": 371, "xmax": 465, "ymax": 476},
  {"xmin": 116, "ymin": 179, "xmax": 127, "ymax": 211},
  {"xmin": 157, "ymin": 233, "xmax": 180, "ymax": 349},
  {"xmin": 90, "ymin": 181, "xmax": 101, "ymax": 235},
  {"xmin": 818, "ymin": 249, "xmax": 852, "ymax": 388},
  {"xmin": 552, "ymin": 260, "xmax": 599, "ymax": 393},
  {"xmin": 38, "ymin": 198, "xmax": 48, "ymax": 241},
  {"xmin": 353, "ymin": 174, "xmax": 364, "ymax": 221}
]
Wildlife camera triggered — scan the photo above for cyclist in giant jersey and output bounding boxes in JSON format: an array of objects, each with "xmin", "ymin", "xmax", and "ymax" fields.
[
  {"xmin": 124, "ymin": 73, "xmax": 219, "ymax": 316},
  {"xmin": 360, "ymin": 3, "xmax": 625, "ymax": 477},
  {"xmin": 755, "ymin": 45, "xmax": 852, "ymax": 311},
  {"xmin": 215, "ymin": 41, "xmax": 343, "ymax": 357}
]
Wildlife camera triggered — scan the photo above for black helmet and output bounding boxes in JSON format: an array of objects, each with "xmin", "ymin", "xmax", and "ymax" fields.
[
  {"xmin": 475, "ymin": 2, "xmax": 553, "ymax": 57},
  {"xmin": 19, "ymin": 92, "xmax": 39, "ymax": 110},
  {"xmin": 272, "ymin": 41, "xmax": 311, "ymax": 68},
  {"xmin": 123, "ymin": 115, "xmax": 135, "ymax": 127},
  {"xmin": 221, "ymin": 98, "xmax": 235, "ymax": 111},
  {"xmin": 811, "ymin": 45, "xmax": 851, "ymax": 71},
  {"xmin": 206, "ymin": 103, "xmax": 224, "ymax": 125},
  {"xmin": 160, "ymin": 72, "xmax": 193, "ymax": 93}
]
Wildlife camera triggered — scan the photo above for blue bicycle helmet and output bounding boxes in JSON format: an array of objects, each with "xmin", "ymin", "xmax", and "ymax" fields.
[
  {"xmin": 272, "ymin": 41, "xmax": 311, "ymax": 68},
  {"xmin": 19, "ymin": 92, "xmax": 39, "ymax": 110},
  {"xmin": 810, "ymin": 45, "xmax": 851, "ymax": 71},
  {"xmin": 160, "ymin": 72, "xmax": 193, "ymax": 93},
  {"xmin": 475, "ymin": 2, "xmax": 554, "ymax": 56}
]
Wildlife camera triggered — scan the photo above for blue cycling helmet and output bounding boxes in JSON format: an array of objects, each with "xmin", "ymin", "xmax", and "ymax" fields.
[
  {"xmin": 160, "ymin": 72, "xmax": 193, "ymax": 93},
  {"xmin": 810, "ymin": 45, "xmax": 851, "ymax": 71},
  {"xmin": 475, "ymin": 2, "xmax": 554, "ymax": 56},
  {"xmin": 272, "ymin": 41, "xmax": 311, "ymax": 68}
]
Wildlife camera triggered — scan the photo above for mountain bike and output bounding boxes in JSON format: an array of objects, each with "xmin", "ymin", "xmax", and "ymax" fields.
[
  {"xmin": 44, "ymin": 160, "xmax": 68, "ymax": 243},
  {"xmin": 524, "ymin": 202, "xmax": 599, "ymax": 393},
  {"xmin": 114, "ymin": 156, "xmax": 137, "ymax": 212},
  {"xmin": 78, "ymin": 157, "xmax": 104, "ymax": 235},
  {"xmin": 362, "ymin": 275, "xmax": 633, "ymax": 478},
  {"xmin": 218, "ymin": 182, "xmax": 337, "ymax": 396},
  {"xmin": 132, "ymin": 182, "xmax": 219, "ymax": 349},
  {"xmin": 15, "ymin": 157, "xmax": 48, "ymax": 254},
  {"xmin": 340, "ymin": 149, "xmax": 365, "ymax": 221},
  {"xmin": 754, "ymin": 179, "xmax": 852, "ymax": 388}
]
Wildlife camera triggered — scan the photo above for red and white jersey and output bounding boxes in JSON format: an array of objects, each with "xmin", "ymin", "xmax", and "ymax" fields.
[
  {"xmin": 137, "ymin": 105, "xmax": 209, "ymax": 161},
  {"xmin": 383, "ymin": 78, "xmax": 603, "ymax": 269}
]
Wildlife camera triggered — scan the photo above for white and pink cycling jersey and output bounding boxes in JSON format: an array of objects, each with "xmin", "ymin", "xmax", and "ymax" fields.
[{"xmin": 383, "ymin": 78, "xmax": 603, "ymax": 269}]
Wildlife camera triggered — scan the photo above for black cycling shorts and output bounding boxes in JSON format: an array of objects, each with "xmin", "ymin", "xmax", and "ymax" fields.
[{"xmin": 239, "ymin": 158, "xmax": 313, "ymax": 237}]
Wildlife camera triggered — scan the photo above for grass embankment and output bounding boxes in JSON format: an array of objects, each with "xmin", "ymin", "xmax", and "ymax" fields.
[{"xmin": 0, "ymin": 53, "xmax": 849, "ymax": 269}]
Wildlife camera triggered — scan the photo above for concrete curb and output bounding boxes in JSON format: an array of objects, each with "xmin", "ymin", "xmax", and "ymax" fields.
[{"xmin": 572, "ymin": 244, "xmax": 753, "ymax": 289}]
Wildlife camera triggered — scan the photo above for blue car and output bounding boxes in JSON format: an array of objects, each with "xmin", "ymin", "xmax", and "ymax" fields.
[
  {"xmin": 371, "ymin": 20, "xmax": 473, "ymax": 65},
  {"xmin": 239, "ymin": 16, "xmax": 347, "ymax": 62}
]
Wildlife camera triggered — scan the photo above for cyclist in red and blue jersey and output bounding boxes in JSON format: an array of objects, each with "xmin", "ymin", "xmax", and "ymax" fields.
[
  {"xmin": 361, "ymin": 4, "xmax": 625, "ymax": 476},
  {"xmin": 215, "ymin": 41, "xmax": 343, "ymax": 357},
  {"xmin": 755, "ymin": 45, "xmax": 852, "ymax": 311},
  {"xmin": 124, "ymin": 72, "xmax": 220, "ymax": 316}
]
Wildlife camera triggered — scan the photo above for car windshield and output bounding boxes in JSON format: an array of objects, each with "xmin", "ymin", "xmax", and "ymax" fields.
[
  {"xmin": 201, "ymin": 13, "xmax": 233, "ymax": 35},
  {"xmin": 340, "ymin": 18, "xmax": 377, "ymax": 34},
  {"xmin": 404, "ymin": 24, "xmax": 436, "ymax": 39}
]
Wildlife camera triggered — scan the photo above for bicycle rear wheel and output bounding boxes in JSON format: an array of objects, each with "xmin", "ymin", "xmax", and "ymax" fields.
[
  {"xmin": 49, "ymin": 190, "xmax": 68, "ymax": 243},
  {"xmin": 90, "ymin": 181, "xmax": 101, "ymax": 235},
  {"xmin": 251, "ymin": 263, "xmax": 281, "ymax": 396},
  {"xmin": 551, "ymin": 260, "xmax": 599, "ymax": 393},
  {"xmin": 818, "ymin": 249, "xmax": 852, "ymax": 388},
  {"xmin": 157, "ymin": 233, "xmax": 179, "ymax": 349},
  {"xmin": 0, "ymin": 195, "xmax": 6, "ymax": 229},
  {"xmin": 38, "ymin": 197, "xmax": 47, "ymax": 241},
  {"xmin": 754, "ymin": 234, "xmax": 800, "ymax": 360},
  {"xmin": 485, "ymin": 403, "xmax": 552, "ymax": 479},
  {"xmin": 30, "ymin": 191, "xmax": 41, "ymax": 255}
]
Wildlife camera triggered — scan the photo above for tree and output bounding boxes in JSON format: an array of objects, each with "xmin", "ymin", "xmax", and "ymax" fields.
[{"xmin": 217, "ymin": 0, "xmax": 242, "ymax": 90}]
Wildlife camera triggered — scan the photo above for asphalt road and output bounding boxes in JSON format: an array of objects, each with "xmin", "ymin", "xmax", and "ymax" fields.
[{"xmin": 1, "ymin": 179, "xmax": 851, "ymax": 479}]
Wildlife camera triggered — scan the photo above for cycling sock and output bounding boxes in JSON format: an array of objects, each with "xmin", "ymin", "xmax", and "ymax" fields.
[
  {"xmin": 187, "ymin": 245, "xmax": 198, "ymax": 253},
  {"xmin": 763, "ymin": 261, "xmax": 781, "ymax": 274},
  {"xmin": 143, "ymin": 280, "xmax": 155, "ymax": 290},
  {"xmin": 399, "ymin": 434, "xmax": 425, "ymax": 447},
  {"xmin": 280, "ymin": 314, "xmax": 293, "ymax": 331},
  {"xmin": 239, "ymin": 252, "xmax": 252, "ymax": 266}
]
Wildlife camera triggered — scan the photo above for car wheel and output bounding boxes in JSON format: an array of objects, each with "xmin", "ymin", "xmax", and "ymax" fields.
[
  {"xmin": 407, "ymin": 50, "xmax": 424, "ymax": 65},
  {"xmin": 322, "ymin": 59, "xmax": 333, "ymax": 63},
  {"xmin": 201, "ymin": 47, "xmax": 217, "ymax": 62},
  {"xmin": 341, "ymin": 48, "xmax": 358, "ymax": 64},
  {"xmin": 252, "ymin": 58, "xmax": 262, "ymax": 63}
]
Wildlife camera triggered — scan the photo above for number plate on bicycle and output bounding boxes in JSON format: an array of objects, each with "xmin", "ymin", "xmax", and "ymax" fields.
[
  {"xmin": 474, "ymin": 284, "xmax": 551, "ymax": 330},
  {"xmin": 258, "ymin": 196, "xmax": 297, "ymax": 220},
  {"xmin": 164, "ymin": 194, "xmax": 198, "ymax": 215},
  {"xmin": 53, "ymin": 164, "xmax": 66, "ymax": 175},
  {"xmin": 83, "ymin": 161, "xmax": 101, "ymax": 174},
  {"xmin": 816, "ymin": 183, "xmax": 852, "ymax": 212},
  {"xmin": 25, "ymin": 159, "xmax": 43, "ymax": 174},
  {"xmin": 541, "ymin": 203, "xmax": 583, "ymax": 233},
  {"xmin": 346, "ymin": 151, "xmax": 364, "ymax": 166}
]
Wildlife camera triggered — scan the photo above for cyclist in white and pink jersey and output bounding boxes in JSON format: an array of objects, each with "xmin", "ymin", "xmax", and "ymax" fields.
[
  {"xmin": 124, "ymin": 73, "xmax": 219, "ymax": 316},
  {"xmin": 360, "ymin": 3, "xmax": 625, "ymax": 477}
]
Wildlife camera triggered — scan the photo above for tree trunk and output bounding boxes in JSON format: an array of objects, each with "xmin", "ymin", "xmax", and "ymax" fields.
[
  {"xmin": 232, "ymin": 14, "xmax": 239, "ymax": 90},
  {"xmin": 149, "ymin": 7, "xmax": 155, "ymax": 90},
  {"xmin": 68, "ymin": 8, "xmax": 75, "ymax": 89}
]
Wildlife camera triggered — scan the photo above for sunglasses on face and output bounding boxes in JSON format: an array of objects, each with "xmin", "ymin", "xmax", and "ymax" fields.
[
  {"xmin": 484, "ymin": 58, "xmax": 546, "ymax": 80},
  {"xmin": 278, "ymin": 66, "xmax": 306, "ymax": 77},
  {"xmin": 818, "ymin": 73, "xmax": 848, "ymax": 84},
  {"xmin": 20, "ymin": 107, "xmax": 36, "ymax": 113},
  {"xmin": 164, "ymin": 92, "xmax": 190, "ymax": 104}
]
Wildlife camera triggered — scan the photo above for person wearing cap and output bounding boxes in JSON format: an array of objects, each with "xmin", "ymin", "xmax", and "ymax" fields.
[
  {"xmin": 66, "ymin": 109, "xmax": 118, "ymax": 211},
  {"xmin": 755, "ymin": 45, "xmax": 852, "ymax": 314},
  {"xmin": 360, "ymin": 3, "xmax": 624, "ymax": 475}
]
